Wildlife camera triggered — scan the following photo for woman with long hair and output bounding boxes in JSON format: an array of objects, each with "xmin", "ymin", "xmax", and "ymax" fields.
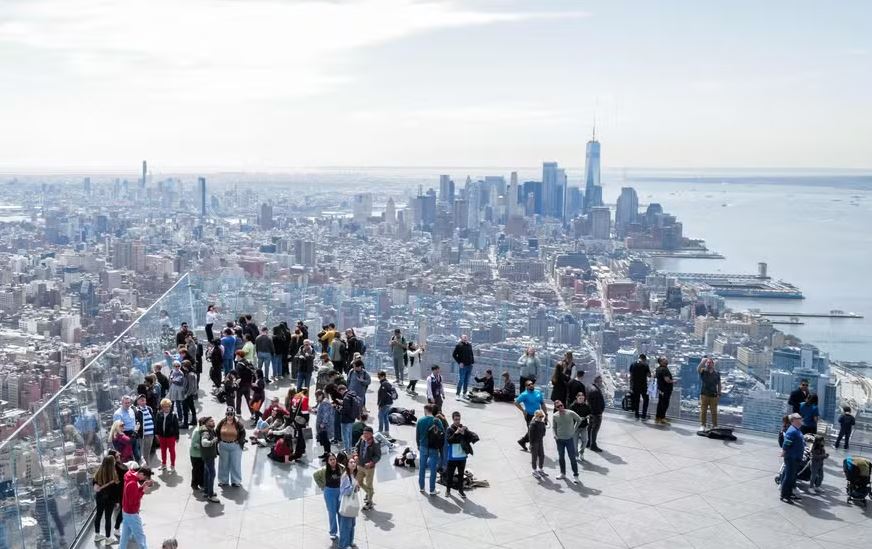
[
  {"xmin": 92, "ymin": 454, "xmax": 120, "ymax": 543},
  {"xmin": 109, "ymin": 420, "xmax": 133, "ymax": 462},
  {"xmin": 338, "ymin": 455, "xmax": 360, "ymax": 549},
  {"xmin": 313, "ymin": 453, "xmax": 344, "ymax": 541}
]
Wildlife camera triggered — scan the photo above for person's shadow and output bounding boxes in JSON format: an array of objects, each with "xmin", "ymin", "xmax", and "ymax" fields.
[{"xmin": 363, "ymin": 508, "xmax": 395, "ymax": 531}]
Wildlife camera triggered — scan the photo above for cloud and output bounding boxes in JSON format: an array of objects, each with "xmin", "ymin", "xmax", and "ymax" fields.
[{"xmin": 0, "ymin": 0, "xmax": 589, "ymax": 102}]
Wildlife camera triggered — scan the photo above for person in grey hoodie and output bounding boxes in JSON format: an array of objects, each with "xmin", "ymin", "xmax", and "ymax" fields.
[
  {"xmin": 347, "ymin": 356, "xmax": 372, "ymax": 410},
  {"xmin": 517, "ymin": 347, "xmax": 541, "ymax": 389}
]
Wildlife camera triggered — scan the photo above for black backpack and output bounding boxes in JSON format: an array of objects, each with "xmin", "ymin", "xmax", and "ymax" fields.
[
  {"xmin": 427, "ymin": 420, "xmax": 445, "ymax": 449},
  {"xmin": 621, "ymin": 393, "xmax": 632, "ymax": 412}
]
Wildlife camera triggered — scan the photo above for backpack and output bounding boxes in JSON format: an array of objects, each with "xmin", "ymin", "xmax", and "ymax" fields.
[
  {"xmin": 426, "ymin": 420, "xmax": 444, "ymax": 449},
  {"xmin": 358, "ymin": 340, "xmax": 367, "ymax": 355},
  {"xmin": 621, "ymin": 393, "xmax": 632, "ymax": 412},
  {"xmin": 389, "ymin": 383, "xmax": 399, "ymax": 402},
  {"xmin": 346, "ymin": 393, "xmax": 362, "ymax": 420}
]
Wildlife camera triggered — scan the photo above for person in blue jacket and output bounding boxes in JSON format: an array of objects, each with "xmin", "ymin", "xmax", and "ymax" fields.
[{"xmin": 780, "ymin": 413, "xmax": 805, "ymax": 503}]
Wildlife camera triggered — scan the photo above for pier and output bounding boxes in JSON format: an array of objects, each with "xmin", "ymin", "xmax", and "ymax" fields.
[{"xmin": 759, "ymin": 311, "xmax": 864, "ymax": 319}]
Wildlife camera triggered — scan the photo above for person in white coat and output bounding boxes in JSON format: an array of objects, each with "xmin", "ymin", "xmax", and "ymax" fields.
[{"xmin": 405, "ymin": 342, "xmax": 425, "ymax": 395}]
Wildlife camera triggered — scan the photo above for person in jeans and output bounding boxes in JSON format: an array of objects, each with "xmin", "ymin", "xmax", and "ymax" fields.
[
  {"xmin": 338, "ymin": 456, "xmax": 360, "ymax": 549},
  {"xmin": 113, "ymin": 395, "xmax": 141, "ymax": 463},
  {"xmin": 515, "ymin": 380, "xmax": 547, "ymax": 451},
  {"xmin": 528, "ymin": 410, "xmax": 547, "ymax": 478},
  {"xmin": 654, "ymin": 356, "xmax": 676, "ymax": 425},
  {"xmin": 697, "ymin": 357, "xmax": 721, "ymax": 430},
  {"xmin": 220, "ymin": 328, "xmax": 237, "ymax": 375},
  {"xmin": 337, "ymin": 385, "xmax": 360, "ymax": 452},
  {"xmin": 255, "ymin": 326, "xmax": 275, "ymax": 383},
  {"xmin": 354, "ymin": 426, "xmax": 381, "ymax": 510},
  {"xmin": 313, "ymin": 453, "xmax": 345, "ymax": 541},
  {"xmin": 389, "ymin": 328, "xmax": 408, "ymax": 387},
  {"xmin": 216, "ymin": 407, "xmax": 246, "ymax": 487},
  {"xmin": 426, "ymin": 365, "xmax": 445, "ymax": 409},
  {"xmin": 568, "ymin": 392, "xmax": 591, "ymax": 460},
  {"xmin": 134, "ymin": 394, "xmax": 155, "ymax": 466},
  {"xmin": 586, "ymin": 375, "xmax": 605, "ymax": 452},
  {"xmin": 452, "ymin": 334, "xmax": 475, "ymax": 400},
  {"xmin": 416, "ymin": 404, "xmax": 443, "ymax": 496},
  {"xmin": 376, "ymin": 371, "xmax": 395, "ymax": 435},
  {"xmin": 199, "ymin": 416, "xmax": 220, "ymax": 502},
  {"xmin": 551, "ymin": 400, "xmax": 582, "ymax": 484},
  {"xmin": 780, "ymin": 413, "xmax": 805, "ymax": 503},
  {"xmin": 118, "ymin": 465, "xmax": 154, "ymax": 549},
  {"xmin": 189, "ymin": 417, "xmax": 206, "ymax": 492}
]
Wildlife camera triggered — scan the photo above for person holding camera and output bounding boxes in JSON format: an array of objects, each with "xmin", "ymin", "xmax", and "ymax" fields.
[{"xmin": 118, "ymin": 464, "xmax": 155, "ymax": 549}]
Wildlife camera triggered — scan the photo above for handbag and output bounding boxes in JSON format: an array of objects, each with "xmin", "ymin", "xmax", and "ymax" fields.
[{"xmin": 339, "ymin": 490, "xmax": 360, "ymax": 517}]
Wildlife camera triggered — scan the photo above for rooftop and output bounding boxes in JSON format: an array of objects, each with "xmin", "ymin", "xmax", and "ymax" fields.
[{"xmin": 78, "ymin": 382, "xmax": 871, "ymax": 549}]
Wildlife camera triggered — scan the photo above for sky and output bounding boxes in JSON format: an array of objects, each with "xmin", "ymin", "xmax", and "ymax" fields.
[{"xmin": 0, "ymin": 0, "xmax": 870, "ymax": 171}]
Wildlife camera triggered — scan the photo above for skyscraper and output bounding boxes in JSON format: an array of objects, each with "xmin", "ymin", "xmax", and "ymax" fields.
[
  {"xmin": 352, "ymin": 193, "xmax": 373, "ymax": 224},
  {"xmin": 583, "ymin": 130, "xmax": 602, "ymax": 212},
  {"xmin": 590, "ymin": 206, "xmax": 611, "ymax": 239},
  {"xmin": 453, "ymin": 199, "xmax": 469, "ymax": 230},
  {"xmin": 141, "ymin": 160, "xmax": 147, "ymax": 189},
  {"xmin": 506, "ymin": 171, "xmax": 519, "ymax": 216},
  {"xmin": 384, "ymin": 197, "xmax": 396, "ymax": 224},
  {"xmin": 259, "ymin": 203, "xmax": 274, "ymax": 230},
  {"xmin": 615, "ymin": 187, "xmax": 639, "ymax": 237},
  {"xmin": 542, "ymin": 162, "xmax": 559, "ymax": 218},
  {"xmin": 198, "ymin": 177, "xmax": 207, "ymax": 217},
  {"xmin": 439, "ymin": 175, "xmax": 455, "ymax": 206}
]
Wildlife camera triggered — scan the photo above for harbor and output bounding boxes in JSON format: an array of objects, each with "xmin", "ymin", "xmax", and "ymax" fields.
[{"xmin": 757, "ymin": 310, "xmax": 864, "ymax": 319}]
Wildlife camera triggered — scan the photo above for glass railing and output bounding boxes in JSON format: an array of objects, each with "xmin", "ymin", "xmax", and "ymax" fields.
[
  {"xmin": 1, "ymin": 270, "xmax": 869, "ymax": 548},
  {"xmin": 0, "ymin": 274, "xmax": 194, "ymax": 549}
]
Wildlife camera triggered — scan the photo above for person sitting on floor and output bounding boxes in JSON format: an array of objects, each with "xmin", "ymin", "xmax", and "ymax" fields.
[{"xmin": 493, "ymin": 371, "xmax": 516, "ymax": 402}]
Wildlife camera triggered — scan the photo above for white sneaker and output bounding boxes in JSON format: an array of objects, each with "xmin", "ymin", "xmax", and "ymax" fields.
[
  {"xmin": 94, "ymin": 534, "xmax": 105, "ymax": 542},
  {"xmin": 455, "ymin": 395, "xmax": 462, "ymax": 401},
  {"xmin": 556, "ymin": 474, "xmax": 566, "ymax": 480},
  {"xmin": 105, "ymin": 535, "xmax": 119, "ymax": 545},
  {"xmin": 168, "ymin": 466, "xmax": 175, "ymax": 473},
  {"xmin": 538, "ymin": 470, "xmax": 549, "ymax": 477},
  {"xmin": 429, "ymin": 490, "xmax": 439, "ymax": 496},
  {"xmin": 572, "ymin": 475, "xmax": 580, "ymax": 484},
  {"xmin": 113, "ymin": 529, "xmax": 121, "ymax": 537},
  {"xmin": 532, "ymin": 470, "xmax": 541, "ymax": 478}
]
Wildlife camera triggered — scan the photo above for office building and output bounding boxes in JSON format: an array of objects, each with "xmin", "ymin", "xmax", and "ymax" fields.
[
  {"xmin": 583, "ymin": 131, "xmax": 602, "ymax": 212},
  {"xmin": 439, "ymin": 175, "xmax": 455, "ymax": 206},
  {"xmin": 141, "ymin": 160, "xmax": 147, "ymax": 188},
  {"xmin": 743, "ymin": 390, "xmax": 787, "ymax": 433},
  {"xmin": 453, "ymin": 199, "xmax": 469, "ymax": 230},
  {"xmin": 542, "ymin": 162, "xmax": 566, "ymax": 219},
  {"xmin": 353, "ymin": 193, "xmax": 373, "ymax": 224},
  {"xmin": 615, "ymin": 187, "xmax": 639, "ymax": 237},
  {"xmin": 259, "ymin": 203, "xmax": 274, "ymax": 230},
  {"xmin": 198, "ymin": 177, "xmax": 207, "ymax": 217},
  {"xmin": 521, "ymin": 181, "xmax": 543, "ymax": 216},
  {"xmin": 384, "ymin": 197, "xmax": 396, "ymax": 224},
  {"xmin": 590, "ymin": 206, "xmax": 611, "ymax": 239}
]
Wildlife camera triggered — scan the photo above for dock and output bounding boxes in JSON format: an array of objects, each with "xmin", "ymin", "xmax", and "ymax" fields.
[
  {"xmin": 759, "ymin": 311, "xmax": 863, "ymax": 319},
  {"xmin": 658, "ymin": 271, "xmax": 804, "ymax": 299}
]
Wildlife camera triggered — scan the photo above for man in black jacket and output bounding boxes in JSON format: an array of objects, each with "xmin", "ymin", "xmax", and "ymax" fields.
[
  {"xmin": 628, "ymin": 354, "xmax": 651, "ymax": 420},
  {"xmin": 566, "ymin": 370, "xmax": 587, "ymax": 404},
  {"xmin": 788, "ymin": 380, "xmax": 810, "ymax": 414},
  {"xmin": 452, "ymin": 335, "xmax": 475, "ymax": 400},
  {"xmin": 586, "ymin": 375, "xmax": 605, "ymax": 452}
]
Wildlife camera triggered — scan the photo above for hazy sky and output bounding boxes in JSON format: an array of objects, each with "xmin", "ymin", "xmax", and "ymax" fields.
[{"xmin": 1, "ymin": 0, "xmax": 870, "ymax": 171}]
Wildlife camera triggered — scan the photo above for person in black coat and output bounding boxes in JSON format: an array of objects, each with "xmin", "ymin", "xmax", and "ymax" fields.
[
  {"xmin": 628, "ymin": 354, "xmax": 651, "ymax": 419},
  {"xmin": 473, "ymin": 369, "xmax": 495, "ymax": 395},
  {"xmin": 273, "ymin": 324, "xmax": 291, "ymax": 378},
  {"xmin": 549, "ymin": 353, "xmax": 573, "ymax": 405},
  {"xmin": 586, "ymin": 376, "xmax": 605, "ymax": 452},
  {"xmin": 788, "ymin": 380, "xmax": 810, "ymax": 414},
  {"xmin": 566, "ymin": 370, "xmax": 587, "ymax": 404}
]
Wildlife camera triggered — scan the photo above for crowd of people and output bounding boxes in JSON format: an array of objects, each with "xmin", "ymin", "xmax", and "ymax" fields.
[{"xmin": 92, "ymin": 309, "xmax": 862, "ymax": 548}]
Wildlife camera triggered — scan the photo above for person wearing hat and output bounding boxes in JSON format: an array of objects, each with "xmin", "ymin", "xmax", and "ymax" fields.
[
  {"xmin": 354, "ymin": 426, "xmax": 381, "ymax": 510},
  {"xmin": 780, "ymin": 413, "xmax": 806, "ymax": 503},
  {"xmin": 216, "ymin": 406, "xmax": 246, "ymax": 487},
  {"xmin": 118, "ymin": 465, "xmax": 154, "ymax": 549}
]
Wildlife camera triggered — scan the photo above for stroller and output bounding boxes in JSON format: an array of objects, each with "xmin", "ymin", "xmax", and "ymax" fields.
[{"xmin": 843, "ymin": 456, "xmax": 870, "ymax": 508}]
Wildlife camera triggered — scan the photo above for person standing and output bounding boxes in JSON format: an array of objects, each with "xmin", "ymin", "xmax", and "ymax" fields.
[
  {"xmin": 629, "ymin": 354, "xmax": 651, "ymax": 420},
  {"xmin": 417, "ymin": 404, "xmax": 444, "ymax": 496},
  {"xmin": 780, "ymin": 413, "xmax": 805, "ymax": 503},
  {"xmin": 175, "ymin": 322, "xmax": 191, "ymax": 347},
  {"xmin": 835, "ymin": 406, "xmax": 855, "ymax": 450},
  {"xmin": 788, "ymin": 379, "xmax": 810, "ymax": 414},
  {"xmin": 406, "ymin": 342, "xmax": 424, "ymax": 395},
  {"xmin": 426, "ymin": 365, "xmax": 445, "ymax": 409},
  {"xmin": 189, "ymin": 417, "xmax": 205, "ymax": 493},
  {"xmin": 566, "ymin": 369, "xmax": 586, "ymax": 405},
  {"xmin": 220, "ymin": 328, "xmax": 237, "ymax": 375},
  {"xmin": 452, "ymin": 334, "xmax": 475, "ymax": 400},
  {"xmin": 118, "ymin": 465, "xmax": 154, "ymax": 549},
  {"xmin": 515, "ymin": 380, "xmax": 548, "ymax": 452},
  {"xmin": 354, "ymin": 426, "xmax": 381, "ymax": 510},
  {"xmin": 549, "ymin": 354, "xmax": 572, "ymax": 406},
  {"xmin": 233, "ymin": 351, "xmax": 255, "ymax": 420},
  {"xmin": 134, "ymin": 394, "xmax": 155, "ymax": 466},
  {"xmin": 697, "ymin": 358, "xmax": 721, "ymax": 430},
  {"xmin": 274, "ymin": 323, "xmax": 292, "ymax": 380},
  {"xmin": 517, "ymin": 347, "xmax": 541, "ymax": 390},
  {"xmin": 113, "ymin": 395, "xmax": 141, "ymax": 463},
  {"xmin": 586, "ymin": 375, "xmax": 605, "ymax": 452},
  {"xmin": 347, "ymin": 357, "xmax": 372, "ymax": 410},
  {"xmin": 205, "ymin": 305, "xmax": 219, "ymax": 342},
  {"xmin": 338, "ymin": 456, "xmax": 360, "ymax": 549},
  {"xmin": 338, "ymin": 385, "xmax": 361, "ymax": 453},
  {"xmin": 255, "ymin": 327, "xmax": 275, "ymax": 383},
  {"xmin": 376, "ymin": 371, "xmax": 395, "ymax": 435},
  {"xmin": 295, "ymin": 339, "xmax": 316, "ymax": 390},
  {"xmin": 528, "ymin": 410, "xmax": 547, "ymax": 478},
  {"xmin": 551, "ymin": 400, "xmax": 582, "ymax": 484},
  {"xmin": 154, "ymin": 398, "xmax": 180, "ymax": 472},
  {"xmin": 91, "ymin": 455, "xmax": 120, "ymax": 544},
  {"xmin": 315, "ymin": 390, "xmax": 335, "ymax": 459},
  {"xmin": 199, "ymin": 416, "xmax": 220, "ymax": 503},
  {"xmin": 654, "ymin": 357, "xmax": 676, "ymax": 425},
  {"xmin": 800, "ymin": 394, "xmax": 819, "ymax": 435},
  {"xmin": 445, "ymin": 411, "xmax": 478, "ymax": 499},
  {"xmin": 216, "ymin": 407, "xmax": 246, "ymax": 487},
  {"xmin": 568, "ymin": 392, "xmax": 591, "ymax": 461},
  {"xmin": 182, "ymin": 361, "xmax": 199, "ymax": 427},
  {"xmin": 313, "ymin": 453, "xmax": 344, "ymax": 541},
  {"xmin": 389, "ymin": 328, "xmax": 408, "ymax": 387},
  {"xmin": 168, "ymin": 361, "xmax": 187, "ymax": 422}
]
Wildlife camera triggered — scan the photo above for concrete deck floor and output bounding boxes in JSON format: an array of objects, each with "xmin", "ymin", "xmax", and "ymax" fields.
[{"xmin": 80, "ymin": 380, "xmax": 871, "ymax": 549}]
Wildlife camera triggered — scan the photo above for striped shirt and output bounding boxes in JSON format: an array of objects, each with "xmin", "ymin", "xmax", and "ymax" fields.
[{"xmin": 138, "ymin": 406, "xmax": 155, "ymax": 436}]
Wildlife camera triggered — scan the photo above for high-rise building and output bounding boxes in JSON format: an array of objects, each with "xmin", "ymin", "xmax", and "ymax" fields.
[
  {"xmin": 352, "ymin": 193, "xmax": 373, "ymax": 224},
  {"xmin": 506, "ymin": 171, "xmax": 519, "ymax": 216},
  {"xmin": 83, "ymin": 177, "xmax": 91, "ymax": 196},
  {"xmin": 583, "ymin": 130, "xmax": 602, "ymax": 212},
  {"xmin": 541, "ymin": 162, "xmax": 566, "ymax": 219},
  {"xmin": 259, "ymin": 203, "xmax": 274, "ymax": 230},
  {"xmin": 141, "ymin": 160, "xmax": 147, "ymax": 189},
  {"xmin": 615, "ymin": 187, "xmax": 639, "ymax": 237},
  {"xmin": 743, "ymin": 389, "xmax": 787, "ymax": 433},
  {"xmin": 294, "ymin": 239, "xmax": 316, "ymax": 267},
  {"xmin": 521, "ymin": 181, "xmax": 543, "ymax": 216},
  {"xmin": 453, "ymin": 199, "xmax": 469, "ymax": 230},
  {"xmin": 590, "ymin": 206, "xmax": 611, "ymax": 239},
  {"xmin": 198, "ymin": 177, "xmax": 207, "ymax": 217},
  {"xmin": 384, "ymin": 197, "xmax": 396, "ymax": 224},
  {"xmin": 439, "ymin": 175, "xmax": 455, "ymax": 206}
]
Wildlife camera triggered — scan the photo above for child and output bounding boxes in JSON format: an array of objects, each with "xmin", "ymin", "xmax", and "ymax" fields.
[
  {"xmin": 222, "ymin": 371, "xmax": 238, "ymax": 409},
  {"xmin": 809, "ymin": 434, "xmax": 828, "ymax": 493},
  {"xmin": 835, "ymin": 406, "xmax": 855, "ymax": 450},
  {"xmin": 528, "ymin": 410, "xmax": 548, "ymax": 478},
  {"xmin": 250, "ymin": 369, "xmax": 266, "ymax": 423},
  {"xmin": 778, "ymin": 415, "xmax": 790, "ymax": 448}
]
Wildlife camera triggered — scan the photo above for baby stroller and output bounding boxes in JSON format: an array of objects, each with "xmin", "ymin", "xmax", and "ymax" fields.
[
  {"xmin": 843, "ymin": 456, "xmax": 870, "ymax": 508},
  {"xmin": 775, "ymin": 437, "xmax": 812, "ymax": 486}
]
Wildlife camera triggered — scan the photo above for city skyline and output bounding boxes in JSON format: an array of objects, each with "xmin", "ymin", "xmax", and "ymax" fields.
[{"xmin": 1, "ymin": 0, "xmax": 871, "ymax": 170}]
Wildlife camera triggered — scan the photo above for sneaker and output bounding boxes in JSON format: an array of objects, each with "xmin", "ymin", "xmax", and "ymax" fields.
[
  {"xmin": 420, "ymin": 488, "xmax": 426, "ymax": 494},
  {"xmin": 231, "ymin": 483, "xmax": 241, "ymax": 488},
  {"xmin": 532, "ymin": 470, "xmax": 541, "ymax": 478},
  {"xmin": 207, "ymin": 496, "xmax": 220, "ymax": 503},
  {"xmin": 538, "ymin": 470, "xmax": 549, "ymax": 477},
  {"xmin": 590, "ymin": 446, "xmax": 603, "ymax": 453},
  {"xmin": 556, "ymin": 474, "xmax": 566, "ymax": 480},
  {"xmin": 169, "ymin": 466, "xmax": 175, "ymax": 473},
  {"xmin": 572, "ymin": 475, "xmax": 580, "ymax": 484},
  {"xmin": 445, "ymin": 490, "xmax": 451, "ymax": 497},
  {"xmin": 518, "ymin": 440, "xmax": 528, "ymax": 452},
  {"xmin": 459, "ymin": 491, "xmax": 467, "ymax": 499},
  {"xmin": 330, "ymin": 534, "xmax": 338, "ymax": 541},
  {"xmin": 105, "ymin": 536, "xmax": 119, "ymax": 545},
  {"xmin": 113, "ymin": 529, "xmax": 121, "ymax": 538},
  {"xmin": 455, "ymin": 395, "xmax": 462, "ymax": 401},
  {"xmin": 218, "ymin": 482, "xmax": 228, "ymax": 487},
  {"xmin": 94, "ymin": 534, "xmax": 105, "ymax": 542},
  {"xmin": 429, "ymin": 490, "xmax": 438, "ymax": 497}
]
